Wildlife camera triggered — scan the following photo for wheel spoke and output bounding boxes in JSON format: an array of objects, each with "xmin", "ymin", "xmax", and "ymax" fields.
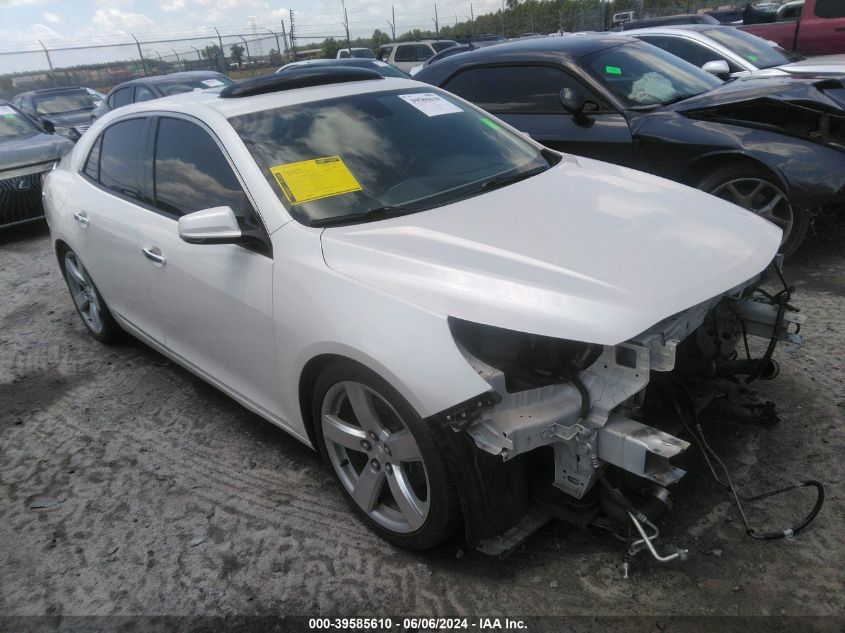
[
  {"xmin": 322, "ymin": 413, "xmax": 367, "ymax": 452},
  {"xmin": 344, "ymin": 382, "xmax": 384, "ymax": 436},
  {"xmin": 384, "ymin": 430, "xmax": 422, "ymax": 462},
  {"xmin": 387, "ymin": 467, "xmax": 426, "ymax": 531},
  {"xmin": 757, "ymin": 194, "xmax": 787, "ymax": 225},
  {"xmin": 73, "ymin": 290, "xmax": 90, "ymax": 311},
  {"xmin": 65, "ymin": 258, "xmax": 87, "ymax": 286},
  {"xmin": 88, "ymin": 301, "xmax": 102, "ymax": 331},
  {"xmin": 352, "ymin": 464, "xmax": 386, "ymax": 513},
  {"xmin": 725, "ymin": 182, "xmax": 746, "ymax": 206}
]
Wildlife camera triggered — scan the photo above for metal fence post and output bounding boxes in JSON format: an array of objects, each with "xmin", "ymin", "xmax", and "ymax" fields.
[
  {"xmin": 131, "ymin": 33, "xmax": 148, "ymax": 77},
  {"xmin": 214, "ymin": 27, "xmax": 227, "ymax": 74}
]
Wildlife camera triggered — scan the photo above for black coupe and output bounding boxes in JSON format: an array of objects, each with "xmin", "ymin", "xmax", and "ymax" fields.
[{"xmin": 415, "ymin": 35, "xmax": 845, "ymax": 255}]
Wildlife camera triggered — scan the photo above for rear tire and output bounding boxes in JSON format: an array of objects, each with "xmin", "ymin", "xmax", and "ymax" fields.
[
  {"xmin": 696, "ymin": 164, "xmax": 810, "ymax": 258},
  {"xmin": 60, "ymin": 248, "xmax": 121, "ymax": 344},
  {"xmin": 312, "ymin": 360, "xmax": 460, "ymax": 550}
]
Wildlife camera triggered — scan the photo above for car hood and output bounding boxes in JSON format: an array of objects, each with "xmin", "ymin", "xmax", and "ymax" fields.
[
  {"xmin": 0, "ymin": 132, "xmax": 72, "ymax": 172},
  {"xmin": 777, "ymin": 54, "xmax": 845, "ymax": 76},
  {"xmin": 320, "ymin": 156, "xmax": 780, "ymax": 346},
  {"xmin": 669, "ymin": 76, "xmax": 845, "ymax": 114}
]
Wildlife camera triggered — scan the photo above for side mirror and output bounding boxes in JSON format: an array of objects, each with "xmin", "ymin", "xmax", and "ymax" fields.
[
  {"xmin": 702, "ymin": 60, "xmax": 731, "ymax": 79},
  {"xmin": 560, "ymin": 88, "xmax": 596, "ymax": 127},
  {"xmin": 41, "ymin": 119, "xmax": 55, "ymax": 133},
  {"xmin": 559, "ymin": 87, "xmax": 587, "ymax": 115},
  {"xmin": 178, "ymin": 206, "xmax": 243, "ymax": 245}
]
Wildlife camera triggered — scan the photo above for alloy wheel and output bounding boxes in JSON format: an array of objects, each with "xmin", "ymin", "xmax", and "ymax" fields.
[
  {"xmin": 64, "ymin": 251, "xmax": 103, "ymax": 334},
  {"xmin": 321, "ymin": 381, "xmax": 430, "ymax": 534},
  {"xmin": 710, "ymin": 177, "xmax": 794, "ymax": 247}
]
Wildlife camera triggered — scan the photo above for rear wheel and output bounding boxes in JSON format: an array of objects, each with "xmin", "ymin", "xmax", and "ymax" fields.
[
  {"xmin": 312, "ymin": 360, "xmax": 460, "ymax": 549},
  {"xmin": 697, "ymin": 164, "xmax": 810, "ymax": 257},
  {"xmin": 61, "ymin": 249, "xmax": 120, "ymax": 343}
]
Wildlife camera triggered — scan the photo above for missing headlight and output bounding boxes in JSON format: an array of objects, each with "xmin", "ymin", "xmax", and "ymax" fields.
[{"xmin": 448, "ymin": 317, "xmax": 603, "ymax": 392}]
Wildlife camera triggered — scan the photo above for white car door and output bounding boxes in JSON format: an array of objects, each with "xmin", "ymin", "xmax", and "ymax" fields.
[
  {"xmin": 136, "ymin": 115, "xmax": 278, "ymax": 413},
  {"xmin": 69, "ymin": 116, "xmax": 165, "ymax": 342}
]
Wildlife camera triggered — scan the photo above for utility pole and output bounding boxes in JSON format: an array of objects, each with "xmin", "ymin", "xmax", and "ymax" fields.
[
  {"xmin": 289, "ymin": 10, "xmax": 297, "ymax": 60},
  {"xmin": 530, "ymin": 14, "xmax": 535, "ymax": 33},
  {"xmin": 470, "ymin": 3, "xmax": 474, "ymax": 39},
  {"xmin": 341, "ymin": 0, "xmax": 352, "ymax": 54},
  {"xmin": 434, "ymin": 4, "xmax": 440, "ymax": 39},
  {"xmin": 500, "ymin": 1, "xmax": 505, "ymax": 35},
  {"xmin": 214, "ymin": 27, "xmax": 226, "ymax": 73},
  {"xmin": 281, "ymin": 19, "xmax": 289, "ymax": 60},
  {"xmin": 131, "ymin": 33, "xmax": 148, "ymax": 76}
]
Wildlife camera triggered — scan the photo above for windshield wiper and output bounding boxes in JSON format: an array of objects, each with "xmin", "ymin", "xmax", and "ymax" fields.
[
  {"xmin": 479, "ymin": 165, "xmax": 548, "ymax": 193},
  {"xmin": 310, "ymin": 205, "xmax": 417, "ymax": 228}
]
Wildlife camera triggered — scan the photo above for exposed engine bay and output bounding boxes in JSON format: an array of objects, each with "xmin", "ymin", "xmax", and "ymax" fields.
[{"xmin": 434, "ymin": 260, "xmax": 823, "ymax": 569}]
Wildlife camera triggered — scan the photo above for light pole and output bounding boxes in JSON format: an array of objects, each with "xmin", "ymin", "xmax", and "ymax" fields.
[{"xmin": 341, "ymin": 0, "xmax": 352, "ymax": 55}]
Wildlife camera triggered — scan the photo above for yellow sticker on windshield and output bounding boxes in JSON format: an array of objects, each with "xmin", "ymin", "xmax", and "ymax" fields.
[{"xmin": 270, "ymin": 156, "xmax": 362, "ymax": 205}]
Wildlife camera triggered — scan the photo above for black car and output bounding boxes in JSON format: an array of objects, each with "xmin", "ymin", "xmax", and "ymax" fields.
[
  {"xmin": 276, "ymin": 58, "xmax": 410, "ymax": 78},
  {"xmin": 0, "ymin": 100, "xmax": 73, "ymax": 230},
  {"xmin": 11, "ymin": 86, "xmax": 103, "ymax": 141},
  {"xmin": 94, "ymin": 71, "xmax": 233, "ymax": 119},
  {"xmin": 415, "ymin": 35, "xmax": 845, "ymax": 255}
]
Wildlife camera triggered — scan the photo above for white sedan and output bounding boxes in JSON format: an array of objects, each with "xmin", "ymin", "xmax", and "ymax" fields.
[
  {"xmin": 43, "ymin": 69, "xmax": 800, "ymax": 553},
  {"xmin": 627, "ymin": 24, "xmax": 845, "ymax": 79}
]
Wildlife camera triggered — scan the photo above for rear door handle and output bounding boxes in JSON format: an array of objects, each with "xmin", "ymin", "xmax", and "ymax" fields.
[
  {"xmin": 73, "ymin": 211, "xmax": 89, "ymax": 227},
  {"xmin": 142, "ymin": 246, "xmax": 166, "ymax": 265}
]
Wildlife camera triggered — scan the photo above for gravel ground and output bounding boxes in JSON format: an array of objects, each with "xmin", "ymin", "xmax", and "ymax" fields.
[{"xmin": 0, "ymin": 217, "xmax": 843, "ymax": 619}]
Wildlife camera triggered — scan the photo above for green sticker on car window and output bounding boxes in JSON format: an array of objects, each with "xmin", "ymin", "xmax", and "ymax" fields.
[
  {"xmin": 605, "ymin": 65, "xmax": 622, "ymax": 75},
  {"xmin": 480, "ymin": 116, "xmax": 501, "ymax": 130},
  {"xmin": 747, "ymin": 54, "xmax": 759, "ymax": 62}
]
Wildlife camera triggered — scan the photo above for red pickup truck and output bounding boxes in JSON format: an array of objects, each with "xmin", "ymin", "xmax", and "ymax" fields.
[{"xmin": 739, "ymin": 0, "xmax": 845, "ymax": 56}]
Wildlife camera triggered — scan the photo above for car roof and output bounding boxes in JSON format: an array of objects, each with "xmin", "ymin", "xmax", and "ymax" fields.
[
  {"xmin": 109, "ymin": 71, "xmax": 226, "ymax": 92},
  {"xmin": 422, "ymin": 33, "xmax": 632, "ymax": 66},
  {"xmin": 99, "ymin": 76, "xmax": 423, "ymax": 122},
  {"xmin": 623, "ymin": 24, "xmax": 724, "ymax": 35},
  {"xmin": 381, "ymin": 39, "xmax": 457, "ymax": 46},
  {"xmin": 15, "ymin": 86, "xmax": 89, "ymax": 98}
]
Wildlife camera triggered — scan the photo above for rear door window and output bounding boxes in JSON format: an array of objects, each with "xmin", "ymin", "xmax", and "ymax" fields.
[
  {"xmin": 97, "ymin": 118, "xmax": 150, "ymax": 203},
  {"xmin": 636, "ymin": 35, "xmax": 736, "ymax": 69},
  {"xmin": 815, "ymin": 0, "xmax": 845, "ymax": 17},
  {"xmin": 394, "ymin": 45, "xmax": 417, "ymax": 62},
  {"xmin": 135, "ymin": 86, "xmax": 156, "ymax": 102}
]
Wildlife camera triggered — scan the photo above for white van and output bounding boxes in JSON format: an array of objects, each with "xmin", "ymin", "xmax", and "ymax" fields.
[{"xmin": 377, "ymin": 40, "xmax": 459, "ymax": 72}]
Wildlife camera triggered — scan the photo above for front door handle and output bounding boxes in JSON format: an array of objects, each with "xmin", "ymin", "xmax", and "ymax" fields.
[
  {"xmin": 73, "ymin": 211, "xmax": 89, "ymax": 227},
  {"xmin": 142, "ymin": 246, "xmax": 166, "ymax": 265}
]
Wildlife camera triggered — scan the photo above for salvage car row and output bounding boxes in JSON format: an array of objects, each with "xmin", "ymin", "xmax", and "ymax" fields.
[{"xmin": 3, "ymin": 28, "xmax": 838, "ymax": 559}]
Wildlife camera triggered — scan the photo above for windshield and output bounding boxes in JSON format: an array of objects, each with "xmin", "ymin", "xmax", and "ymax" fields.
[
  {"xmin": 0, "ymin": 105, "xmax": 39, "ymax": 140},
  {"xmin": 33, "ymin": 90, "xmax": 99, "ymax": 115},
  {"xmin": 230, "ymin": 87, "xmax": 552, "ymax": 226},
  {"xmin": 432, "ymin": 41, "xmax": 458, "ymax": 52},
  {"xmin": 584, "ymin": 41, "xmax": 722, "ymax": 106},
  {"xmin": 702, "ymin": 26, "xmax": 803, "ymax": 68},
  {"xmin": 157, "ymin": 75, "xmax": 234, "ymax": 96}
]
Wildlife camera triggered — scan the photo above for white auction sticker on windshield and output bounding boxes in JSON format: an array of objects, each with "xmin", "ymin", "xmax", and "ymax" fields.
[
  {"xmin": 398, "ymin": 93, "xmax": 462, "ymax": 117},
  {"xmin": 201, "ymin": 79, "xmax": 225, "ymax": 87}
]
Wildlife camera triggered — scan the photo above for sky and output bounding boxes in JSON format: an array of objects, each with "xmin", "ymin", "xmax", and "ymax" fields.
[{"xmin": 0, "ymin": 0, "xmax": 507, "ymax": 59}]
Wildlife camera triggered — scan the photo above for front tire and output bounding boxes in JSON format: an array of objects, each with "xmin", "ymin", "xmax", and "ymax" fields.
[
  {"xmin": 61, "ymin": 249, "xmax": 120, "ymax": 344},
  {"xmin": 696, "ymin": 164, "xmax": 810, "ymax": 258},
  {"xmin": 312, "ymin": 360, "xmax": 460, "ymax": 550}
]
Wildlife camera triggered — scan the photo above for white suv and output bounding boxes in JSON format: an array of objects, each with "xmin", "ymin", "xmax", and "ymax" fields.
[
  {"xmin": 378, "ymin": 40, "xmax": 459, "ymax": 72},
  {"xmin": 43, "ymin": 68, "xmax": 800, "ymax": 553}
]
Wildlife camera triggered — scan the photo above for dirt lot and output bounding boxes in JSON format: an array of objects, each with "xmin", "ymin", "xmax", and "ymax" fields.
[{"xmin": 0, "ymin": 218, "xmax": 842, "ymax": 619}]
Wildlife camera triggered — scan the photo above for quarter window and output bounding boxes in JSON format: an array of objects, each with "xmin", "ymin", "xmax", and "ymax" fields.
[
  {"xmin": 474, "ymin": 66, "xmax": 607, "ymax": 114},
  {"xmin": 110, "ymin": 87, "xmax": 133, "ymax": 108},
  {"xmin": 815, "ymin": 0, "xmax": 845, "ymax": 17},
  {"xmin": 98, "ymin": 118, "xmax": 150, "ymax": 203},
  {"xmin": 153, "ymin": 118, "xmax": 253, "ymax": 222},
  {"xmin": 394, "ymin": 45, "xmax": 417, "ymax": 62},
  {"xmin": 83, "ymin": 136, "xmax": 102, "ymax": 181}
]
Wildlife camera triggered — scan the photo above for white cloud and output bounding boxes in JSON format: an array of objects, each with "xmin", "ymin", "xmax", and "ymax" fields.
[
  {"xmin": 43, "ymin": 12, "xmax": 60, "ymax": 23},
  {"xmin": 92, "ymin": 7, "xmax": 154, "ymax": 33}
]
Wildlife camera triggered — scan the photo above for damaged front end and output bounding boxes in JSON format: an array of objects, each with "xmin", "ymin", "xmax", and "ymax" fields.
[{"xmin": 432, "ymin": 261, "xmax": 804, "ymax": 561}]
